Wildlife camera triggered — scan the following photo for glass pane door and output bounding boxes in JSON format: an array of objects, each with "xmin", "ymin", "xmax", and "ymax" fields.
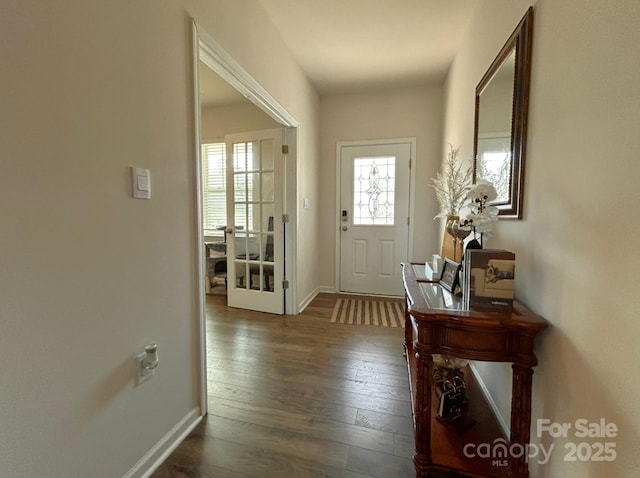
[{"xmin": 225, "ymin": 129, "xmax": 284, "ymax": 314}]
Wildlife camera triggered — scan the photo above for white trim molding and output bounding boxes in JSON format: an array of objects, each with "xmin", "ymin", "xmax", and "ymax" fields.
[
  {"xmin": 191, "ymin": 18, "xmax": 208, "ymax": 418},
  {"xmin": 297, "ymin": 285, "xmax": 336, "ymax": 313},
  {"xmin": 194, "ymin": 22, "xmax": 298, "ymax": 129},
  {"xmin": 123, "ymin": 407, "xmax": 202, "ymax": 478}
]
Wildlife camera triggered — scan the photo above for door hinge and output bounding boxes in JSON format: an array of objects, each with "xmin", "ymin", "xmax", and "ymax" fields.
[
  {"xmin": 282, "ymin": 213, "xmax": 289, "ymax": 223},
  {"xmin": 282, "ymin": 144, "xmax": 289, "ymax": 154},
  {"xmin": 409, "ymin": 159, "xmax": 412, "ymax": 169},
  {"xmin": 282, "ymin": 280, "xmax": 289, "ymax": 289},
  {"xmin": 407, "ymin": 217, "xmax": 410, "ymax": 226}
]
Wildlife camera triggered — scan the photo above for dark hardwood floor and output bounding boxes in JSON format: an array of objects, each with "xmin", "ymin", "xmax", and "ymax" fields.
[{"xmin": 152, "ymin": 293, "xmax": 465, "ymax": 477}]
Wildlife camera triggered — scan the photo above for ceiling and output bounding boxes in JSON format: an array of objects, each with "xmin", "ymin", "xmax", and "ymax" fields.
[
  {"xmin": 258, "ymin": 0, "xmax": 477, "ymax": 94},
  {"xmin": 199, "ymin": 0, "xmax": 477, "ymax": 106}
]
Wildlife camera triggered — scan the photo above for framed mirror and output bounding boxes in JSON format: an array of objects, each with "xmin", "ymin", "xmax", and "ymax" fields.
[{"xmin": 473, "ymin": 7, "xmax": 533, "ymax": 219}]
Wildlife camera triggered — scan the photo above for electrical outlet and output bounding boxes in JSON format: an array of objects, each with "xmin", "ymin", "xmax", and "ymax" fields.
[{"xmin": 135, "ymin": 352, "xmax": 154, "ymax": 386}]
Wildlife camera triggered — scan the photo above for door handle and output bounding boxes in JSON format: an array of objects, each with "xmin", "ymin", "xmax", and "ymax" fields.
[{"xmin": 342, "ymin": 226, "xmax": 348, "ymax": 231}]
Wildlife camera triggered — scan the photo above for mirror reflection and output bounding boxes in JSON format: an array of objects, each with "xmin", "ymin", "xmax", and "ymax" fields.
[{"xmin": 476, "ymin": 49, "xmax": 515, "ymax": 203}]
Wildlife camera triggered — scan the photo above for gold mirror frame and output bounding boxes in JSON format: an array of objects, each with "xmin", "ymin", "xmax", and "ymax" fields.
[{"xmin": 473, "ymin": 7, "xmax": 533, "ymax": 219}]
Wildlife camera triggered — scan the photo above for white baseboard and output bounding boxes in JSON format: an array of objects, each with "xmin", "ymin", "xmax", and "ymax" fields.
[
  {"xmin": 469, "ymin": 363, "xmax": 510, "ymax": 438},
  {"xmin": 123, "ymin": 407, "xmax": 202, "ymax": 478},
  {"xmin": 298, "ymin": 285, "xmax": 335, "ymax": 313}
]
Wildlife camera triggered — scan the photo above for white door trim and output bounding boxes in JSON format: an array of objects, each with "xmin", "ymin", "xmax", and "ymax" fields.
[
  {"xmin": 195, "ymin": 22, "xmax": 299, "ymax": 129},
  {"xmin": 192, "ymin": 20, "xmax": 299, "ymax": 416},
  {"xmin": 335, "ymin": 138, "xmax": 416, "ymax": 294}
]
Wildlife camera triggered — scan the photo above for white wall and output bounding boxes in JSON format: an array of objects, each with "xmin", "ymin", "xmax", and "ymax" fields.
[
  {"xmin": 200, "ymin": 103, "xmax": 280, "ymax": 140},
  {"xmin": 319, "ymin": 85, "xmax": 443, "ymax": 290},
  {"xmin": 444, "ymin": 1, "xmax": 640, "ymax": 476},
  {"xmin": 0, "ymin": 1, "xmax": 318, "ymax": 477}
]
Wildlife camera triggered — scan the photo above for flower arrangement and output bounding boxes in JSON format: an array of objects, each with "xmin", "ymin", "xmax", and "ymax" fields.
[
  {"xmin": 460, "ymin": 179, "xmax": 499, "ymax": 246},
  {"xmin": 430, "ymin": 144, "xmax": 473, "ymax": 219}
]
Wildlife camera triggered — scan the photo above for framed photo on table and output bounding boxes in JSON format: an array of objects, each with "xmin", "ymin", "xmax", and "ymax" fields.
[{"xmin": 439, "ymin": 258, "xmax": 461, "ymax": 293}]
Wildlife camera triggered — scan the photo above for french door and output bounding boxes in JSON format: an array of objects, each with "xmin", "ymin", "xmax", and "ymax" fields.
[
  {"xmin": 339, "ymin": 141, "xmax": 412, "ymax": 296},
  {"xmin": 225, "ymin": 128, "xmax": 285, "ymax": 314}
]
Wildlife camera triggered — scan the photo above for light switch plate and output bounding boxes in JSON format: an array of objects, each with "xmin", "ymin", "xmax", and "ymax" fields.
[{"xmin": 132, "ymin": 167, "xmax": 151, "ymax": 199}]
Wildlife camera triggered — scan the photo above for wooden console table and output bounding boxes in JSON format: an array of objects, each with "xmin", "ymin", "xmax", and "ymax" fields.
[{"xmin": 402, "ymin": 262, "xmax": 548, "ymax": 478}]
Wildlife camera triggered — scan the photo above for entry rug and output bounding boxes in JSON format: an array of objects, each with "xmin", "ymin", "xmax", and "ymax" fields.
[{"xmin": 330, "ymin": 298, "xmax": 404, "ymax": 328}]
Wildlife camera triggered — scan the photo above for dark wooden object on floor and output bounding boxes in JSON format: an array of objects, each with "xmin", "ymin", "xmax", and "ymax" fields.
[{"xmin": 402, "ymin": 262, "xmax": 548, "ymax": 478}]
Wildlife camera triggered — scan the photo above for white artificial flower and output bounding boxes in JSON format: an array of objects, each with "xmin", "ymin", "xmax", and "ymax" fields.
[
  {"xmin": 465, "ymin": 212, "xmax": 494, "ymax": 233},
  {"xmin": 485, "ymin": 205, "xmax": 499, "ymax": 216},
  {"xmin": 460, "ymin": 178, "xmax": 499, "ymax": 243},
  {"xmin": 466, "ymin": 179, "xmax": 498, "ymax": 204},
  {"xmin": 474, "ymin": 218, "xmax": 494, "ymax": 233}
]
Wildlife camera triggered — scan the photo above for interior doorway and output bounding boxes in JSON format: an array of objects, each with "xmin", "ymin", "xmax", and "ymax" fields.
[{"xmin": 192, "ymin": 20, "xmax": 299, "ymax": 414}]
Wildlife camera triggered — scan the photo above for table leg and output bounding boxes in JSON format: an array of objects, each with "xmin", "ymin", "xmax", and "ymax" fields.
[
  {"xmin": 510, "ymin": 363, "xmax": 534, "ymax": 478},
  {"xmin": 413, "ymin": 351, "xmax": 433, "ymax": 476}
]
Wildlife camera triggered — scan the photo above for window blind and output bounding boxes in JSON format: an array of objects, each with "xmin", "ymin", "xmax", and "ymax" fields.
[
  {"xmin": 201, "ymin": 142, "xmax": 226, "ymax": 235},
  {"xmin": 201, "ymin": 141, "xmax": 254, "ymax": 235}
]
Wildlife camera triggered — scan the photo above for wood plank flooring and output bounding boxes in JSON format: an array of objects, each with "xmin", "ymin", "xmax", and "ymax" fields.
[{"xmin": 152, "ymin": 293, "xmax": 462, "ymax": 478}]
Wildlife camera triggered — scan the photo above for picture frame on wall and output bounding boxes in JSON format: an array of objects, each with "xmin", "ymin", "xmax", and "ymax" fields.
[{"xmin": 439, "ymin": 258, "xmax": 461, "ymax": 293}]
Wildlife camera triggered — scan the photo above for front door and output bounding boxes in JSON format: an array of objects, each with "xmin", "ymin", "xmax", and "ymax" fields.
[
  {"xmin": 339, "ymin": 141, "xmax": 412, "ymax": 296},
  {"xmin": 225, "ymin": 128, "xmax": 285, "ymax": 314}
]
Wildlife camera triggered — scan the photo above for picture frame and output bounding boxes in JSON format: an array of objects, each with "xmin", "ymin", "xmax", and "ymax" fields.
[{"xmin": 439, "ymin": 258, "xmax": 461, "ymax": 293}]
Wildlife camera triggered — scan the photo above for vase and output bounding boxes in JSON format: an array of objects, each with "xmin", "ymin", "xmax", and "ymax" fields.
[
  {"xmin": 449, "ymin": 221, "xmax": 471, "ymax": 263},
  {"xmin": 440, "ymin": 215, "xmax": 459, "ymax": 261}
]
